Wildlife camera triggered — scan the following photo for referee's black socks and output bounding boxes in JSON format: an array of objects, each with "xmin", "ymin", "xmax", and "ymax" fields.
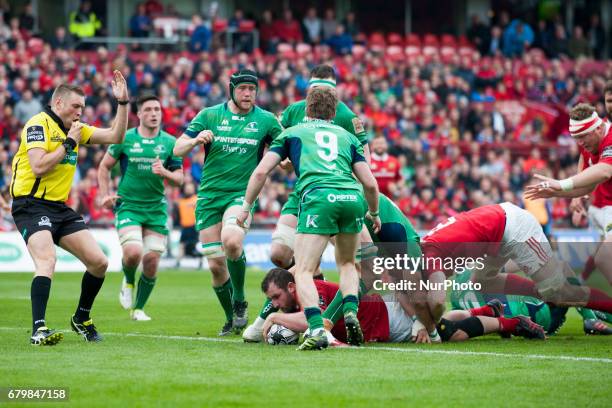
[
  {"xmin": 31, "ymin": 276, "xmax": 51, "ymax": 333},
  {"xmin": 74, "ymin": 271, "xmax": 105, "ymax": 322}
]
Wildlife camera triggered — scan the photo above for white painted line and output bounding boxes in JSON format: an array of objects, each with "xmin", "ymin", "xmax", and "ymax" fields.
[{"xmin": 2, "ymin": 327, "xmax": 610, "ymax": 364}]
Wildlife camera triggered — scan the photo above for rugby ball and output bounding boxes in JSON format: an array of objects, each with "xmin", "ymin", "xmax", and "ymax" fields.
[{"xmin": 267, "ymin": 324, "xmax": 299, "ymax": 345}]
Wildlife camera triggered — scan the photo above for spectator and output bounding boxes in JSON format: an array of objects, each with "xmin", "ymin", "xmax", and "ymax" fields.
[
  {"xmin": 176, "ymin": 182, "xmax": 199, "ymax": 259},
  {"xmin": 18, "ymin": 2, "xmax": 35, "ymax": 33},
  {"xmin": 259, "ymin": 10, "xmax": 279, "ymax": 53},
  {"xmin": 326, "ymin": 24, "xmax": 352, "ymax": 55},
  {"xmin": 523, "ymin": 148, "xmax": 546, "ymax": 174},
  {"xmin": 502, "ymin": 19, "xmax": 533, "ymax": 57},
  {"xmin": 129, "ymin": 3, "xmax": 152, "ymax": 38},
  {"xmin": 13, "ymin": 89, "xmax": 42, "ymax": 125},
  {"xmin": 189, "ymin": 15, "xmax": 211, "ymax": 53},
  {"xmin": 321, "ymin": 8, "xmax": 338, "ymax": 41},
  {"xmin": 302, "ymin": 7, "xmax": 321, "ymax": 45},
  {"xmin": 568, "ymin": 26, "xmax": 591, "ymax": 59},
  {"xmin": 533, "ymin": 19, "xmax": 553, "ymax": 55},
  {"xmin": 370, "ymin": 136, "xmax": 403, "ymax": 197},
  {"xmin": 549, "ymin": 23, "xmax": 568, "ymax": 58},
  {"xmin": 274, "ymin": 9, "xmax": 302, "ymax": 44},
  {"xmin": 0, "ymin": 15, "xmax": 11, "ymax": 43},
  {"xmin": 467, "ymin": 14, "xmax": 490, "ymax": 55},
  {"xmin": 587, "ymin": 14, "xmax": 606, "ymax": 59},
  {"xmin": 343, "ymin": 11, "xmax": 360, "ymax": 40},
  {"xmin": 185, "ymin": 71, "xmax": 210, "ymax": 98},
  {"xmin": 229, "ymin": 9, "xmax": 253, "ymax": 53},
  {"xmin": 68, "ymin": 0, "xmax": 102, "ymax": 48},
  {"xmin": 49, "ymin": 26, "xmax": 74, "ymax": 49},
  {"xmin": 488, "ymin": 25, "xmax": 503, "ymax": 56}
]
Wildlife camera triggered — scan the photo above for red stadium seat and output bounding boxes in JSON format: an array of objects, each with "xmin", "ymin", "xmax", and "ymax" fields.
[
  {"xmin": 440, "ymin": 34, "xmax": 456, "ymax": 47},
  {"xmin": 440, "ymin": 46, "xmax": 455, "ymax": 63},
  {"xmin": 387, "ymin": 32, "xmax": 404, "ymax": 46},
  {"xmin": 405, "ymin": 33, "xmax": 421, "ymax": 46},
  {"xmin": 423, "ymin": 33, "xmax": 439, "ymax": 47},
  {"xmin": 296, "ymin": 42, "xmax": 312, "ymax": 56},
  {"xmin": 351, "ymin": 44, "xmax": 367, "ymax": 59},
  {"xmin": 369, "ymin": 32, "xmax": 386, "ymax": 52},
  {"xmin": 238, "ymin": 20, "xmax": 255, "ymax": 33},
  {"xmin": 276, "ymin": 43, "xmax": 295, "ymax": 59},
  {"xmin": 404, "ymin": 45, "xmax": 421, "ymax": 59},
  {"xmin": 458, "ymin": 46, "xmax": 475, "ymax": 58},
  {"xmin": 212, "ymin": 18, "xmax": 228, "ymax": 32},
  {"xmin": 457, "ymin": 35, "xmax": 472, "ymax": 48},
  {"xmin": 386, "ymin": 45, "xmax": 404, "ymax": 61},
  {"xmin": 422, "ymin": 45, "xmax": 439, "ymax": 60}
]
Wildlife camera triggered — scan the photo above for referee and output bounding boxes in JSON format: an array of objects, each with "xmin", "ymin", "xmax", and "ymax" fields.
[{"xmin": 9, "ymin": 70, "xmax": 129, "ymax": 345}]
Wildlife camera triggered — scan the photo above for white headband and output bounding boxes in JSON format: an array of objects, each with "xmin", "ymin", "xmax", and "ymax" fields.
[{"xmin": 569, "ymin": 111, "xmax": 602, "ymax": 137}]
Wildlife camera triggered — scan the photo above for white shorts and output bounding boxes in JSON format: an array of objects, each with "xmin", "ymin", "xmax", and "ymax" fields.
[
  {"xmin": 384, "ymin": 299, "xmax": 413, "ymax": 343},
  {"xmin": 587, "ymin": 205, "xmax": 612, "ymax": 237},
  {"xmin": 498, "ymin": 202, "xmax": 552, "ymax": 276}
]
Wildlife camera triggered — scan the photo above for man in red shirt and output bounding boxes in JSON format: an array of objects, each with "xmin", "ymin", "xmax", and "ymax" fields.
[
  {"xmin": 274, "ymin": 10, "xmax": 302, "ymax": 44},
  {"xmin": 259, "ymin": 268, "xmax": 544, "ymax": 344},
  {"xmin": 370, "ymin": 136, "xmax": 403, "ymax": 197},
  {"xmin": 526, "ymin": 103, "xmax": 612, "ymax": 286},
  {"xmin": 421, "ymin": 202, "xmax": 612, "ymax": 341}
]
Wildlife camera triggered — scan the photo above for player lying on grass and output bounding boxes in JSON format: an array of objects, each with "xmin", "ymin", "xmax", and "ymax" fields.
[
  {"xmin": 259, "ymin": 268, "xmax": 546, "ymax": 345},
  {"xmin": 450, "ymin": 268, "xmax": 611, "ymax": 335},
  {"xmin": 237, "ymin": 87, "xmax": 380, "ymax": 350},
  {"xmin": 243, "ymin": 194, "xmax": 431, "ymax": 342},
  {"xmin": 420, "ymin": 202, "xmax": 612, "ymax": 342}
]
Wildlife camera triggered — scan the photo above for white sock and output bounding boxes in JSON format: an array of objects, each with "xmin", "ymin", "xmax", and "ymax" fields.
[{"xmin": 252, "ymin": 316, "xmax": 265, "ymax": 329}]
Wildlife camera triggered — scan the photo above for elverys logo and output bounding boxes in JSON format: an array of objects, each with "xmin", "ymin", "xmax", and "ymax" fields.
[{"xmin": 0, "ymin": 242, "xmax": 22, "ymax": 261}]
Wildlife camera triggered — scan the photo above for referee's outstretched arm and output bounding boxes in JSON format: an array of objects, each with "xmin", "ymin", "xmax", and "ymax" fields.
[{"xmin": 88, "ymin": 70, "xmax": 129, "ymax": 145}]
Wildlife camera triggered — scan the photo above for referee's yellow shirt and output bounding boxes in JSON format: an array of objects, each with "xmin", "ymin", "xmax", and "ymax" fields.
[{"xmin": 10, "ymin": 107, "xmax": 97, "ymax": 202}]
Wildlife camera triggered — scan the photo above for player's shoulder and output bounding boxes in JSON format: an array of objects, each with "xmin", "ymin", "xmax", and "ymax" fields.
[
  {"xmin": 253, "ymin": 105, "xmax": 278, "ymax": 121},
  {"xmin": 199, "ymin": 103, "xmax": 225, "ymax": 117},
  {"xmin": 158, "ymin": 129, "xmax": 177, "ymax": 142},
  {"xmin": 24, "ymin": 111, "xmax": 48, "ymax": 128},
  {"xmin": 601, "ymin": 124, "xmax": 612, "ymax": 151}
]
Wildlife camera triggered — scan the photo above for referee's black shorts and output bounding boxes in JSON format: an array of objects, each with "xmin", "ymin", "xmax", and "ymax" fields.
[{"xmin": 11, "ymin": 197, "xmax": 88, "ymax": 245}]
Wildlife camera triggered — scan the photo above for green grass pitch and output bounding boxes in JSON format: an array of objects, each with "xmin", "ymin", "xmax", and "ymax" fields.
[{"xmin": 1, "ymin": 269, "xmax": 611, "ymax": 407}]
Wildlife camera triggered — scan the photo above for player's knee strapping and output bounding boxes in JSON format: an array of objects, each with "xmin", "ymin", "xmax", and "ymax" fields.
[
  {"xmin": 119, "ymin": 229, "xmax": 143, "ymax": 247},
  {"xmin": 199, "ymin": 241, "xmax": 225, "ymax": 259},
  {"xmin": 143, "ymin": 235, "xmax": 167, "ymax": 254},
  {"xmin": 223, "ymin": 216, "xmax": 248, "ymax": 234},
  {"xmin": 271, "ymin": 223, "xmax": 296, "ymax": 250},
  {"xmin": 437, "ymin": 317, "xmax": 484, "ymax": 341}
]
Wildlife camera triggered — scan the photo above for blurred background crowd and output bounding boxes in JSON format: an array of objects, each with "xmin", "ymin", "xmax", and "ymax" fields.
[{"xmin": 1, "ymin": 0, "xmax": 611, "ymax": 235}]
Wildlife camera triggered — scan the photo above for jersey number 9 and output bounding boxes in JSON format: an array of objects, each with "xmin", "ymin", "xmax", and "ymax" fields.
[{"xmin": 315, "ymin": 131, "xmax": 338, "ymax": 167}]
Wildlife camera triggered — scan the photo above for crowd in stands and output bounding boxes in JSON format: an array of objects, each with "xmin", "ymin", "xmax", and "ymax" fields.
[{"xmin": 1, "ymin": 2, "xmax": 611, "ymax": 234}]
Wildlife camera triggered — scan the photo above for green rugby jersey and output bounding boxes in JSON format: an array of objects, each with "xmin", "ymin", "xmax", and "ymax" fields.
[
  {"xmin": 281, "ymin": 99, "xmax": 367, "ymax": 145},
  {"xmin": 107, "ymin": 128, "xmax": 182, "ymax": 206},
  {"xmin": 184, "ymin": 102, "xmax": 282, "ymax": 195},
  {"xmin": 366, "ymin": 194, "xmax": 420, "ymax": 244},
  {"xmin": 270, "ymin": 120, "xmax": 365, "ymax": 197}
]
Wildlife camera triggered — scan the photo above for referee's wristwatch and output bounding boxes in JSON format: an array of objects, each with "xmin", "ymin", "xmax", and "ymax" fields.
[{"xmin": 62, "ymin": 137, "xmax": 77, "ymax": 152}]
